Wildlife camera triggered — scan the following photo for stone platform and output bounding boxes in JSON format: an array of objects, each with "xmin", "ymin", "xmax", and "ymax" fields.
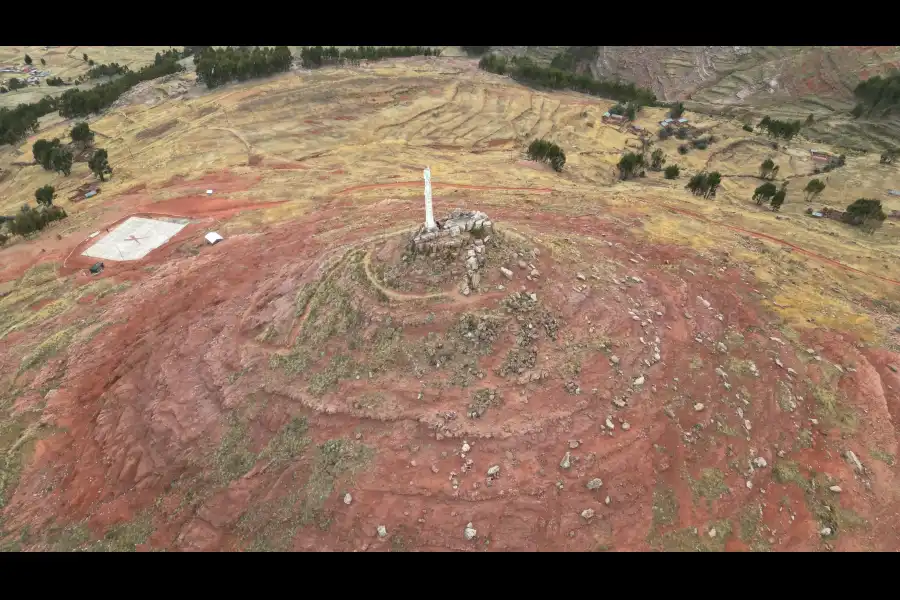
[
  {"xmin": 408, "ymin": 209, "xmax": 496, "ymax": 296},
  {"xmin": 409, "ymin": 209, "xmax": 494, "ymax": 254}
]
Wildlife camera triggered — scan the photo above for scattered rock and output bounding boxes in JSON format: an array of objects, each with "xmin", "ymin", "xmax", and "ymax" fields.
[
  {"xmin": 605, "ymin": 417, "xmax": 615, "ymax": 430},
  {"xmin": 587, "ymin": 478, "xmax": 604, "ymax": 490},
  {"xmin": 569, "ymin": 440, "xmax": 580, "ymax": 449},
  {"xmin": 560, "ymin": 452, "xmax": 572, "ymax": 470},
  {"xmin": 610, "ymin": 355, "xmax": 620, "ymax": 365},
  {"xmin": 487, "ymin": 465, "xmax": 500, "ymax": 476},
  {"xmin": 464, "ymin": 523, "xmax": 477, "ymax": 540},
  {"xmin": 770, "ymin": 336, "xmax": 784, "ymax": 345},
  {"xmin": 518, "ymin": 260, "xmax": 527, "ymax": 269},
  {"xmin": 753, "ymin": 457, "xmax": 768, "ymax": 468},
  {"xmin": 708, "ymin": 528, "xmax": 717, "ymax": 538},
  {"xmin": 633, "ymin": 375, "xmax": 645, "ymax": 387},
  {"xmin": 697, "ymin": 296, "xmax": 711, "ymax": 309},
  {"xmin": 576, "ymin": 273, "xmax": 586, "ymax": 281},
  {"xmin": 377, "ymin": 525, "xmax": 388, "ymax": 538},
  {"xmin": 820, "ymin": 527, "xmax": 832, "ymax": 537},
  {"xmin": 604, "ymin": 496, "xmax": 611, "ymax": 505},
  {"xmin": 845, "ymin": 450, "xmax": 864, "ymax": 473},
  {"xmin": 622, "ymin": 422, "xmax": 631, "ymax": 431},
  {"xmin": 500, "ymin": 267, "xmax": 513, "ymax": 280},
  {"xmin": 775, "ymin": 358, "xmax": 784, "ymax": 368},
  {"xmin": 746, "ymin": 481, "xmax": 753, "ymax": 489},
  {"xmin": 694, "ymin": 403, "xmax": 705, "ymax": 412},
  {"xmin": 530, "ymin": 268, "xmax": 540, "ymax": 278},
  {"xmin": 344, "ymin": 493, "xmax": 353, "ymax": 505},
  {"xmin": 462, "ymin": 442, "xmax": 471, "ymax": 453},
  {"xmin": 717, "ymin": 342, "xmax": 728, "ymax": 353},
  {"xmin": 581, "ymin": 508, "xmax": 595, "ymax": 520},
  {"xmin": 829, "ymin": 485, "xmax": 842, "ymax": 493}
]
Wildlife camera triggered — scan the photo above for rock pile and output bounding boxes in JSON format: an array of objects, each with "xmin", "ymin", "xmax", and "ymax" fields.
[
  {"xmin": 409, "ymin": 209, "xmax": 493, "ymax": 254},
  {"xmin": 409, "ymin": 209, "xmax": 495, "ymax": 296}
]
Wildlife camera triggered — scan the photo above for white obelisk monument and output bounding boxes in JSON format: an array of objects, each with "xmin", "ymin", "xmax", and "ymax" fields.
[{"xmin": 424, "ymin": 166, "xmax": 437, "ymax": 231}]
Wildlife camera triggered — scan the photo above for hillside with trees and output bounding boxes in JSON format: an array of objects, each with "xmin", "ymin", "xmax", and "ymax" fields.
[
  {"xmin": 479, "ymin": 54, "xmax": 657, "ymax": 106},
  {"xmin": 299, "ymin": 46, "xmax": 440, "ymax": 70},
  {"xmin": 58, "ymin": 55, "xmax": 185, "ymax": 118},
  {"xmin": 853, "ymin": 73, "xmax": 900, "ymax": 117},
  {"xmin": 194, "ymin": 46, "xmax": 293, "ymax": 89}
]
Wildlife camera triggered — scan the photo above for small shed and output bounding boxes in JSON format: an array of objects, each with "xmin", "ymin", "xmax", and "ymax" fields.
[{"xmin": 205, "ymin": 232, "xmax": 224, "ymax": 245}]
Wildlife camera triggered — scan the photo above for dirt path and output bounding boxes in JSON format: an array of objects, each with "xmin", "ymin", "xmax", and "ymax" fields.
[{"xmin": 361, "ymin": 250, "xmax": 448, "ymax": 301}]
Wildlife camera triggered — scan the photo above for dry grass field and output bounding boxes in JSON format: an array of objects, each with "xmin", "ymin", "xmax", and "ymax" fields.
[{"xmin": 1, "ymin": 50, "xmax": 899, "ymax": 552}]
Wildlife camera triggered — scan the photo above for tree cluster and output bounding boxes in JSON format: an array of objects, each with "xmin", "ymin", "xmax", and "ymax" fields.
[
  {"xmin": 770, "ymin": 184, "xmax": 787, "ymax": 211},
  {"xmin": 299, "ymin": 46, "xmax": 440, "ymax": 70},
  {"xmin": 70, "ymin": 121, "xmax": 94, "ymax": 145},
  {"xmin": 88, "ymin": 148, "xmax": 113, "ymax": 181},
  {"xmin": 86, "ymin": 62, "xmax": 131, "ymax": 79},
  {"xmin": 650, "ymin": 149, "xmax": 666, "ymax": 171},
  {"xmin": 479, "ymin": 54, "xmax": 657, "ymax": 106},
  {"xmin": 844, "ymin": 198, "xmax": 887, "ymax": 229},
  {"xmin": 617, "ymin": 152, "xmax": 645, "ymax": 180},
  {"xmin": 32, "ymin": 138, "xmax": 73, "ymax": 175},
  {"xmin": 853, "ymin": 74, "xmax": 900, "ymax": 116},
  {"xmin": 35, "ymin": 185, "xmax": 55, "ymax": 207},
  {"xmin": 669, "ymin": 102, "xmax": 685, "ymax": 119},
  {"xmin": 757, "ymin": 116, "xmax": 802, "ymax": 140},
  {"xmin": 548, "ymin": 47, "xmax": 598, "ymax": 73},
  {"xmin": 881, "ymin": 149, "xmax": 897, "ymax": 164},
  {"xmin": 7, "ymin": 204, "xmax": 67, "ymax": 237},
  {"xmin": 742, "ymin": 123, "xmax": 754, "ymax": 132},
  {"xmin": 157, "ymin": 47, "xmax": 206, "ymax": 65},
  {"xmin": 0, "ymin": 95, "xmax": 57, "ymax": 145},
  {"xmin": 7, "ymin": 78, "xmax": 26, "ymax": 91},
  {"xmin": 753, "ymin": 182, "xmax": 777, "ymax": 205},
  {"xmin": 803, "ymin": 178, "xmax": 826, "ymax": 201},
  {"xmin": 759, "ymin": 158, "xmax": 780, "ymax": 180},
  {"xmin": 194, "ymin": 46, "xmax": 293, "ymax": 89},
  {"xmin": 57, "ymin": 55, "xmax": 185, "ymax": 118},
  {"xmin": 527, "ymin": 139, "xmax": 566, "ymax": 172},
  {"xmin": 664, "ymin": 165, "xmax": 680, "ymax": 179},
  {"xmin": 686, "ymin": 171, "xmax": 722, "ymax": 198},
  {"xmin": 461, "ymin": 47, "xmax": 492, "ymax": 57},
  {"xmin": 46, "ymin": 77, "xmax": 66, "ymax": 87}
]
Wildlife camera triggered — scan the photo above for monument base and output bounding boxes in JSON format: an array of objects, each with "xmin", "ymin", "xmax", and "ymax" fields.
[
  {"xmin": 409, "ymin": 209, "xmax": 493, "ymax": 254},
  {"xmin": 408, "ymin": 209, "xmax": 494, "ymax": 296}
]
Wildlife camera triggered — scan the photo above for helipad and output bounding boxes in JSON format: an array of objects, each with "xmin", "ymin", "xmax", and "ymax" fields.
[{"xmin": 81, "ymin": 216, "xmax": 189, "ymax": 261}]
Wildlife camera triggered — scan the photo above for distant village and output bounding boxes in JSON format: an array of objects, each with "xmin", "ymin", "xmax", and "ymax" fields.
[{"xmin": 0, "ymin": 63, "xmax": 53, "ymax": 87}]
